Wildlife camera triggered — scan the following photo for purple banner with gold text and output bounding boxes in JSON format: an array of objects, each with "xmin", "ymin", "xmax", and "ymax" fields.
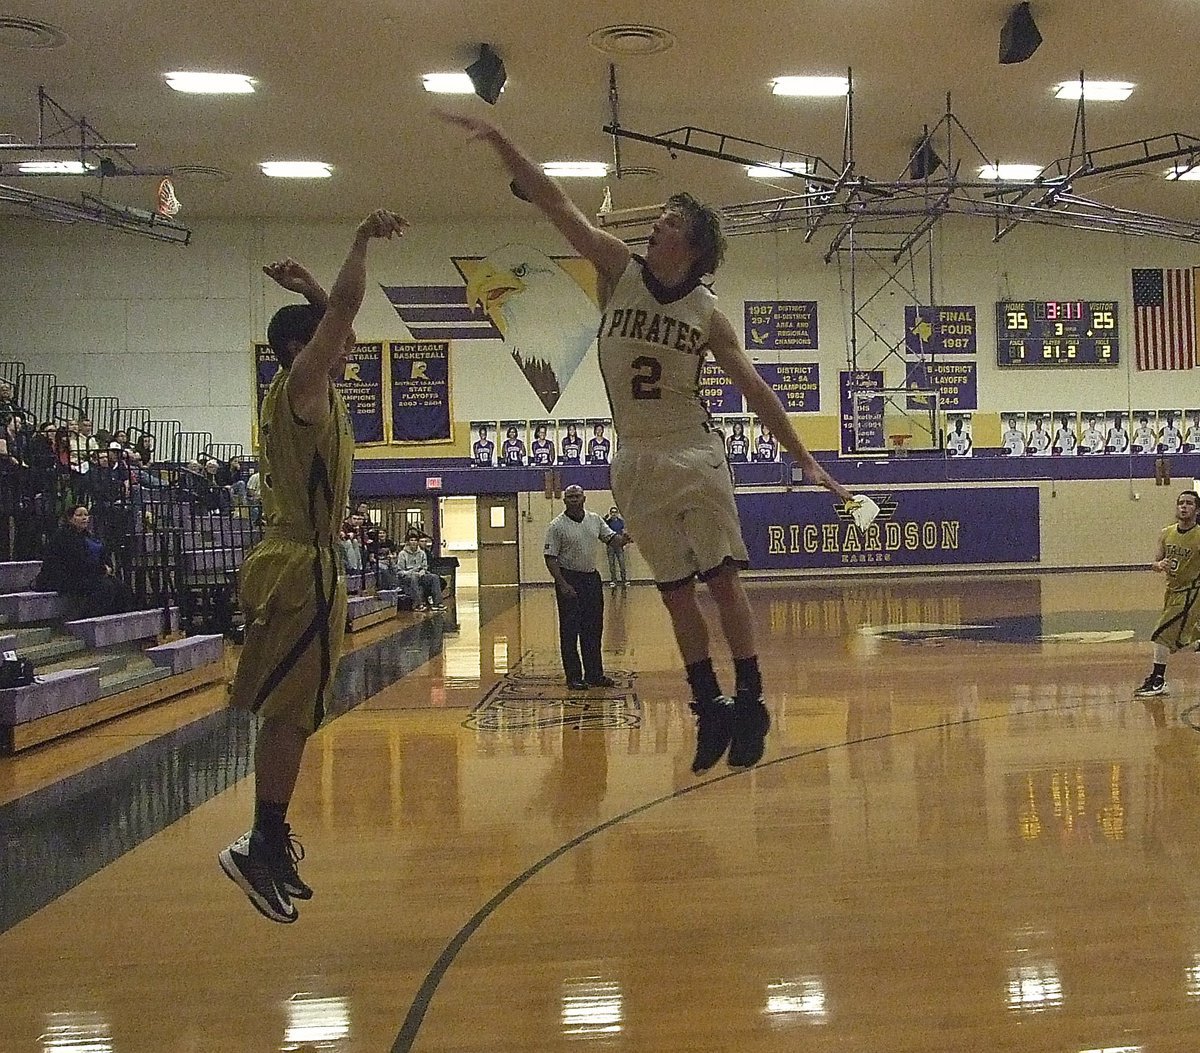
[{"xmin": 738, "ymin": 486, "xmax": 1040, "ymax": 569}]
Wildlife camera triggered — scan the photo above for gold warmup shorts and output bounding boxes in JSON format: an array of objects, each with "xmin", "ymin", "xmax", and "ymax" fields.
[
  {"xmin": 1150, "ymin": 584, "xmax": 1200, "ymax": 655},
  {"xmin": 228, "ymin": 537, "xmax": 347, "ymax": 733}
]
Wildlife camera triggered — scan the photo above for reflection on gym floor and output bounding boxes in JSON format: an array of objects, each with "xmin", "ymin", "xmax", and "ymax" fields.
[{"xmin": 4, "ymin": 570, "xmax": 1200, "ymax": 1052}]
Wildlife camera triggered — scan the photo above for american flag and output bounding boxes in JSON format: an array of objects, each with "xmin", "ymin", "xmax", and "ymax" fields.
[{"xmin": 1132, "ymin": 267, "xmax": 1196, "ymax": 371}]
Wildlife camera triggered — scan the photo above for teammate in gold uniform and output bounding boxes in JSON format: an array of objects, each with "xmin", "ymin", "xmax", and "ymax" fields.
[
  {"xmin": 219, "ymin": 210, "xmax": 408, "ymax": 923},
  {"xmin": 1134, "ymin": 490, "xmax": 1200, "ymax": 698}
]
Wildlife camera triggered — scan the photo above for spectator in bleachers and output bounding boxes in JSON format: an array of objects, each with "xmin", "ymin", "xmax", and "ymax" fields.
[
  {"xmin": 340, "ymin": 519, "xmax": 365, "ymax": 587},
  {"xmin": 34, "ymin": 505, "xmax": 133, "ymax": 617},
  {"xmin": 0, "ymin": 415, "xmax": 26, "ymax": 560},
  {"xmin": 133, "ymin": 434, "xmax": 155, "ymax": 466},
  {"xmin": 375, "ymin": 542, "xmax": 399, "ymax": 590},
  {"xmin": 397, "ymin": 531, "xmax": 445, "ymax": 611},
  {"xmin": 0, "ymin": 381, "xmax": 28, "ymax": 429},
  {"xmin": 69, "ymin": 418, "xmax": 99, "ymax": 475}
]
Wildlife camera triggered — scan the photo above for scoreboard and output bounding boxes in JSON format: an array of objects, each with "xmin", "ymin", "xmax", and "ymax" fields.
[{"xmin": 996, "ymin": 300, "xmax": 1119, "ymax": 367}]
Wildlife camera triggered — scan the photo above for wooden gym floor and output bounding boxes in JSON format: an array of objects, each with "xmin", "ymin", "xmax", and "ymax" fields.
[{"xmin": 3, "ymin": 569, "xmax": 1200, "ymax": 1053}]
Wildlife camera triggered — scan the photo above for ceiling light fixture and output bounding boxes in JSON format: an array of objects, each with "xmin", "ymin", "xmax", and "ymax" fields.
[
  {"xmin": 542, "ymin": 162, "xmax": 609, "ymax": 178},
  {"xmin": 165, "ymin": 71, "xmax": 255, "ymax": 94},
  {"xmin": 979, "ymin": 163, "xmax": 1044, "ymax": 181},
  {"xmin": 746, "ymin": 161, "xmax": 812, "ymax": 178},
  {"xmin": 1166, "ymin": 165, "xmax": 1200, "ymax": 181},
  {"xmin": 1054, "ymin": 80, "xmax": 1135, "ymax": 101},
  {"xmin": 422, "ymin": 72, "xmax": 476, "ymax": 94},
  {"xmin": 259, "ymin": 161, "xmax": 332, "ymax": 179},
  {"xmin": 17, "ymin": 159, "xmax": 94, "ymax": 174},
  {"xmin": 770, "ymin": 76, "xmax": 849, "ymax": 97}
]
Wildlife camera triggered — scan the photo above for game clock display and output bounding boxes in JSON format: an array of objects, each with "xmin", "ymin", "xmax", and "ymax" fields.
[{"xmin": 995, "ymin": 300, "xmax": 1119, "ymax": 367}]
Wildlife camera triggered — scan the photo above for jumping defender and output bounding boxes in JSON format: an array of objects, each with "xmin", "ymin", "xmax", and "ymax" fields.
[
  {"xmin": 219, "ymin": 210, "xmax": 408, "ymax": 923},
  {"xmin": 443, "ymin": 111, "xmax": 852, "ymax": 772}
]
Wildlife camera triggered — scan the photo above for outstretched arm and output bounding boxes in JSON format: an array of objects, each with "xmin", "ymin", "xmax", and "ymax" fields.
[
  {"xmin": 287, "ymin": 209, "xmax": 408, "ymax": 424},
  {"xmin": 439, "ymin": 111, "xmax": 630, "ymax": 294},
  {"xmin": 708, "ymin": 310, "xmax": 853, "ymax": 502}
]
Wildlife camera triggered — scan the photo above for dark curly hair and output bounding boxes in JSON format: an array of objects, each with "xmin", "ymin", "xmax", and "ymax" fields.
[
  {"xmin": 664, "ymin": 192, "xmax": 727, "ymax": 276},
  {"xmin": 266, "ymin": 303, "xmax": 326, "ymax": 366}
]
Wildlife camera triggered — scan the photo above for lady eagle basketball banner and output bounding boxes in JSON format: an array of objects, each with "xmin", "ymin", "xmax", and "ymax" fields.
[
  {"xmin": 254, "ymin": 341, "xmax": 384, "ymax": 445},
  {"xmin": 738, "ymin": 485, "xmax": 1040, "ymax": 569},
  {"xmin": 335, "ymin": 342, "xmax": 385, "ymax": 445},
  {"xmin": 389, "ymin": 340, "xmax": 451, "ymax": 443}
]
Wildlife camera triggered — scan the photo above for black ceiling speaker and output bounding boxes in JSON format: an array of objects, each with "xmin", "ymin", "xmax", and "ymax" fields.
[
  {"xmin": 909, "ymin": 138, "xmax": 943, "ymax": 180},
  {"xmin": 466, "ymin": 44, "xmax": 506, "ymax": 105},
  {"xmin": 999, "ymin": 2, "xmax": 1042, "ymax": 64}
]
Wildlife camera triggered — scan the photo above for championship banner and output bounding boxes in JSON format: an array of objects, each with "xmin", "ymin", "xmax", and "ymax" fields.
[
  {"xmin": 839, "ymin": 370, "xmax": 885, "ymax": 454},
  {"xmin": 389, "ymin": 340, "xmax": 451, "ymax": 444},
  {"xmin": 756, "ymin": 363, "xmax": 820, "ymax": 412},
  {"xmin": 906, "ymin": 361, "xmax": 978, "ymax": 410},
  {"xmin": 904, "ymin": 305, "xmax": 977, "ymax": 355},
  {"xmin": 335, "ymin": 342, "xmax": 385, "ymax": 445},
  {"xmin": 700, "ymin": 361, "xmax": 741, "ymax": 414},
  {"xmin": 738, "ymin": 486, "xmax": 1040, "ymax": 570},
  {"xmin": 253, "ymin": 343, "xmax": 280, "ymax": 423},
  {"xmin": 744, "ymin": 300, "xmax": 818, "ymax": 351}
]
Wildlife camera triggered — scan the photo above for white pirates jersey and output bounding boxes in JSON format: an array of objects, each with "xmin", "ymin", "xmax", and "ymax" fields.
[{"xmin": 598, "ymin": 256, "xmax": 717, "ymax": 442}]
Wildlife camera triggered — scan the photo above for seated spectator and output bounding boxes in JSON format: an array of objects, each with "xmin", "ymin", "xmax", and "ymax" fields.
[
  {"xmin": 34, "ymin": 505, "xmax": 133, "ymax": 617},
  {"xmin": 375, "ymin": 543, "xmax": 399, "ymax": 590},
  {"xmin": 397, "ymin": 532, "xmax": 444, "ymax": 611},
  {"xmin": 132, "ymin": 434, "xmax": 155, "ymax": 466},
  {"xmin": 0, "ymin": 381, "xmax": 30, "ymax": 431}
]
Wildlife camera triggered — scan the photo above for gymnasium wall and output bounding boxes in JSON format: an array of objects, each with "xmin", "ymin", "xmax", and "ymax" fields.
[{"xmin": 2, "ymin": 213, "xmax": 1198, "ymax": 454}]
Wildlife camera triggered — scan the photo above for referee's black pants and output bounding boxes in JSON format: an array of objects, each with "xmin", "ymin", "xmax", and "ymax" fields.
[{"xmin": 555, "ymin": 568, "xmax": 605, "ymax": 684}]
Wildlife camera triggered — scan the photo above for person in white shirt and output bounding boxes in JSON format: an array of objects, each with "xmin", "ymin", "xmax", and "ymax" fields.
[
  {"xmin": 544, "ymin": 485, "xmax": 628, "ymax": 690},
  {"xmin": 1001, "ymin": 417, "xmax": 1025, "ymax": 456},
  {"xmin": 1079, "ymin": 416, "xmax": 1104, "ymax": 454},
  {"xmin": 1160, "ymin": 414, "xmax": 1183, "ymax": 454},
  {"xmin": 945, "ymin": 417, "xmax": 972, "ymax": 457},
  {"xmin": 1025, "ymin": 416, "xmax": 1051, "ymax": 456},
  {"xmin": 1052, "ymin": 415, "xmax": 1077, "ymax": 455},
  {"xmin": 1131, "ymin": 415, "xmax": 1156, "ymax": 454},
  {"xmin": 1106, "ymin": 415, "xmax": 1130, "ymax": 453}
]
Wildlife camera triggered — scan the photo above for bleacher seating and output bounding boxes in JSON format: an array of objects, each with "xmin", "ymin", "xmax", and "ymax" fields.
[{"xmin": 0, "ymin": 560, "xmax": 225, "ymax": 754}]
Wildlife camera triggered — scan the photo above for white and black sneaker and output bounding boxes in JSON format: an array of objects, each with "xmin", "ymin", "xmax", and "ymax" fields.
[
  {"xmin": 270, "ymin": 825, "xmax": 313, "ymax": 902},
  {"xmin": 1134, "ymin": 674, "xmax": 1169, "ymax": 698},
  {"xmin": 218, "ymin": 831, "xmax": 298, "ymax": 924}
]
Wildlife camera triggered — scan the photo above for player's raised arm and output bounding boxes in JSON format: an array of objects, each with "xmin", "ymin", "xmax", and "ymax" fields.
[
  {"xmin": 439, "ymin": 111, "xmax": 630, "ymax": 292},
  {"xmin": 707, "ymin": 310, "xmax": 854, "ymax": 503},
  {"xmin": 288, "ymin": 210, "xmax": 408, "ymax": 423},
  {"xmin": 264, "ymin": 258, "xmax": 328, "ymax": 307}
]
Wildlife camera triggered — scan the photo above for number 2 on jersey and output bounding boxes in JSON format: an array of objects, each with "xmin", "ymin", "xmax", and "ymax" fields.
[{"xmin": 631, "ymin": 355, "xmax": 662, "ymax": 399}]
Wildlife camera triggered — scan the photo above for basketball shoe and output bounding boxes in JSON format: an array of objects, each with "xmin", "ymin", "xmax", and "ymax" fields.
[
  {"xmin": 218, "ymin": 831, "xmax": 297, "ymax": 923},
  {"xmin": 1134, "ymin": 674, "xmax": 1169, "ymax": 698},
  {"xmin": 690, "ymin": 696, "xmax": 733, "ymax": 774},
  {"xmin": 271, "ymin": 824, "xmax": 313, "ymax": 901},
  {"xmin": 728, "ymin": 696, "xmax": 771, "ymax": 770}
]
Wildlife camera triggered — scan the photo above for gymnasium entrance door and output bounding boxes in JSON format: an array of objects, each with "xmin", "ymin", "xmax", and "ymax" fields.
[{"xmin": 476, "ymin": 494, "xmax": 519, "ymax": 588}]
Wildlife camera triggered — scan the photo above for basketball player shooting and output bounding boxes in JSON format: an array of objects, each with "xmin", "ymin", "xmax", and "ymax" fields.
[{"xmin": 443, "ymin": 110, "xmax": 870, "ymax": 772}]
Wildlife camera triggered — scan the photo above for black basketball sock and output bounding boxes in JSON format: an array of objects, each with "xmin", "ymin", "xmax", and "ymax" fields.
[
  {"xmin": 734, "ymin": 656, "xmax": 763, "ymax": 701},
  {"xmin": 1153, "ymin": 662, "xmax": 1167, "ymax": 678},
  {"xmin": 253, "ymin": 800, "xmax": 289, "ymax": 844},
  {"xmin": 686, "ymin": 658, "xmax": 723, "ymax": 704}
]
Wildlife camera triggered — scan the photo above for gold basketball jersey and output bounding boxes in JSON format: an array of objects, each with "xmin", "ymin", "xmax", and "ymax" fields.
[
  {"xmin": 258, "ymin": 370, "xmax": 354, "ymax": 540},
  {"xmin": 1161, "ymin": 523, "xmax": 1200, "ymax": 592}
]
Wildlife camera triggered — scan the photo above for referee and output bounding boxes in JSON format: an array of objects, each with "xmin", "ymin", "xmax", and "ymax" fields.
[{"xmin": 544, "ymin": 484, "xmax": 626, "ymax": 690}]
